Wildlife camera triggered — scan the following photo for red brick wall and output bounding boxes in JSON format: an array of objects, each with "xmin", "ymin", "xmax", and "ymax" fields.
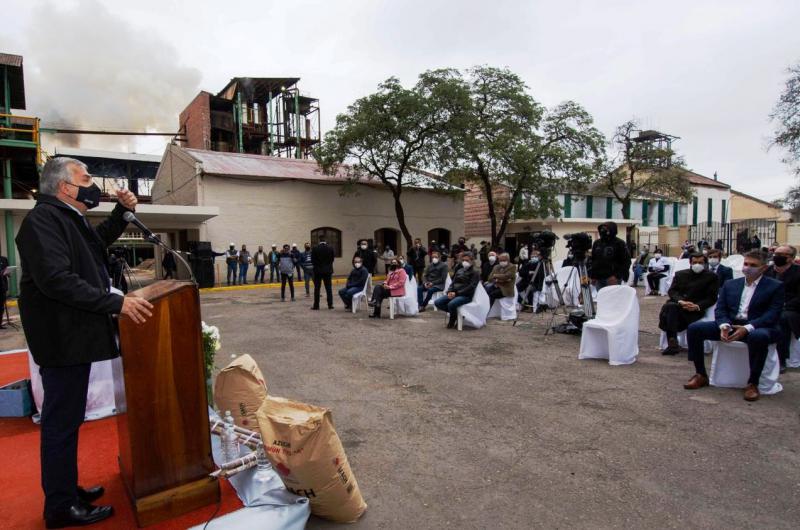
[
  {"xmin": 464, "ymin": 182, "xmax": 511, "ymax": 238},
  {"xmin": 179, "ymin": 91, "xmax": 211, "ymax": 150}
]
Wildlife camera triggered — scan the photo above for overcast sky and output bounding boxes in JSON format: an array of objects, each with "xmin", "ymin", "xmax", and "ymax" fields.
[{"xmin": 3, "ymin": 0, "xmax": 799, "ymax": 201}]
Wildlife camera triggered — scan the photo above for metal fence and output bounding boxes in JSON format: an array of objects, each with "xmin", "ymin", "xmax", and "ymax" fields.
[{"xmin": 688, "ymin": 219, "xmax": 777, "ymax": 255}]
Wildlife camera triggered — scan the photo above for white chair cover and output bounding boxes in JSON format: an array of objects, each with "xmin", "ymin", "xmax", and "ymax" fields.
[
  {"xmin": 431, "ymin": 274, "xmax": 452, "ymax": 311},
  {"xmin": 351, "ymin": 274, "xmax": 371, "ymax": 313},
  {"xmin": 555, "ymin": 266, "xmax": 581, "ymax": 307},
  {"xmin": 789, "ymin": 335, "xmax": 800, "ymax": 369},
  {"xmin": 579, "ymin": 285, "xmax": 639, "ymax": 365},
  {"xmin": 28, "ymin": 352, "xmax": 122, "ymax": 421},
  {"xmin": 487, "ymin": 284, "xmax": 518, "ymax": 321},
  {"xmin": 395, "ymin": 276, "xmax": 419, "ymax": 317},
  {"xmin": 644, "ymin": 257, "xmax": 680, "ymax": 296},
  {"xmin": 723, "ymin": 254, "xmax": 744, "ymax": 279},
  {"xmin": 658, "ymin": 304, "xmax": 716, "ymax": 353},
  {"xmin": 457, "ymin": 282, "xmax": 491, "ymax": 330},
  {"xmin": 709, "ymin": 341, "xmax": 782, "ymax": 394}
]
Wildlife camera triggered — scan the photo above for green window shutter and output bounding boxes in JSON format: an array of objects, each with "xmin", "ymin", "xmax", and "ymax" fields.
[
  {"xmin": 623, "ymin": 201, "xmax": 631, "ymax": 218},
  {"xmin": 586, "ymin": 195, "xmax": 593, "ymax": 218},
  {"xmin": 721, "ymin": 199, "xmax": 727, "ymax": 223},
  {"xmin": 658, "ymin": 200, "xmax": 665, "ymax": 225},
  {"xmin": 606, "ymin": 197, "xmax": 613, "ymax": 219},
  {"xmin": 692, "ymin": 197, "xmax": 698, "ymax": 226},
  {"xmin": 564, "ymin": 193, "xmax": 572, "ymax": 218},
  {"xmin": 642, "ymin": 201, "xmax": 649, "ymax": 227},
  {"xmin": 673, "ymin": 202, "xmax": 679, "ymax": 227},
  {"xmin": 707, "ymin": 198, "xmax": 713, "ymax": 226}
]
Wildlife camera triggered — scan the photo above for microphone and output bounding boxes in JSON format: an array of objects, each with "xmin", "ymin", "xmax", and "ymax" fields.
[{"xmin": 122, "ymin": 211, "xmax": 196, "ymax": 284}]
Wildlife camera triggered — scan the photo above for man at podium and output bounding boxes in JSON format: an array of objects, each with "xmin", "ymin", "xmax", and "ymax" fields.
[{"xmin": 16, "ymin": 157, "xmax": 154, "ymax": 529}]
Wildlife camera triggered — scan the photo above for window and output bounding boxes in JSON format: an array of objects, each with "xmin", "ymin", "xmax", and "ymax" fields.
[
  {"xmin": 585, "ymin": 195, "xmax": 594, "ymax": 218},
  {"xmin": 672, "ymin": 202, "xmax": 679, "ymax": 227},
  {"xmin": 563, "ymin": 193, "xmax": 572, "ymax": 218},
  {"xmin": 707, "ymin": 198, "xmax": 713, "ymax": 226},
  {"xmin": 658, "ymin": 200, "xmax": 665, "ymax": 226},
  {"xmin": 721, "ymin": 199, "xmax": 727, "ymax": 223},
  {"xmin": 606, "ymin": 197, "xmax": 613, "ymax": 219},
  {"xmin": 641, "ymin": 201, "xmax": 649, "ymax": 227},
  {"xmin": 310, "ymin": 227, "xmax": 342, "ymax": 257}
]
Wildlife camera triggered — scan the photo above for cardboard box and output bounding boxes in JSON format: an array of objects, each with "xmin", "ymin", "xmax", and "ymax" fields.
[{"xmin": 0, "ymin": 379, "xmax": 34, "ymax": 417}]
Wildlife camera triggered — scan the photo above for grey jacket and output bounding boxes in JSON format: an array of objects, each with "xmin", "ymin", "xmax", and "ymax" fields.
[
  {"xmin": 423, "ymin": 261, "xmax": 449, "ymax": 289},
  {"xmin": 278, "ymin": 252, "xmax": 296, "ymax": 275}
]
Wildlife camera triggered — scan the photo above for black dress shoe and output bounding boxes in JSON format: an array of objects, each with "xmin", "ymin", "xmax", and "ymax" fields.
[
  {"xmin": 45, "ymin": 502, "xmax": 113, "ymax": 528},
  {"xmin": 77, "ymin": 485, "xmax": 105, "ymax": 503},
  {"xmin": 310, "ymin": 306, "xmax": 319, "ymax": 310}
]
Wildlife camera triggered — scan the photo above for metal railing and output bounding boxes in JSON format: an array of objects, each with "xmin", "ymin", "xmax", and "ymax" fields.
[{"xmin": 0, "ymin": 113, "xmax": 43, "ymax": 164}]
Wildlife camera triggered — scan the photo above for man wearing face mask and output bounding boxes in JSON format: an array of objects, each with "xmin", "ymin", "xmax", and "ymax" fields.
[
  {"xmin": 658, "ymin": 253, "xmax": 719, "ymax": 355},
  {"xmin": 300, "ymin": 243, "xmax": 314, "ymax": 297},
  {"xmin": 645, "ymin": 249, "xmax": 671, "ymax": 295},
  {"xmin": 707, "ymin": 249, "xmax": 733, "ymax": 286},
  {"xmin": 339, "ymin": 257, "xmax": 369, "ymax": 310},
  {"xmin": 398, "ymin": 255, "xmax": 414, "ymax": 278},
  {"xmin": 16, "ymin": 157, "xmax": 154, "ymax": 527},
  {"xmin": 353, "ymin": 239, "xmax": 377, "ymax": 276},
  {"xmin": 632, "ymin": 246, "xmax": 650, "ymax": 287},
  {"xmin": 225, "ymin": 242, "xmax": 238, "ymax": 286},
  {"xmin": 685, "ymin": 250, "xmax": 783, "ymax": 401},
  {"xmin": 407, "ymin": 238, "xmax": 427, "ymax": 283},
  {"xmin": 589, "ymin": 221, "xmax": 630, "ymax": 290},
  {"xmin": 418, "ymin": 251, "xmax": 448, "ymax": 311},
  {"xmin": 434, "ymin": 253, "xmax": 481, "ymax": 328},
  {"xmin": 517, "ymin": 250, "xmax": 545, "ymax": 311},
  {"xmin": 481, "ymin": 251, "xmax": 497, "ymax": 283},
  {"xmin": 450, "ymin": 237, "xmax": 469, "ymax": 267},
  {"xmin": 764, "ymin": 245, "xmax": 800, "ymax": 372},
  {"xmin": 485, "ymin": 252, "xmax": 516, "ymax": 307},
  {"xmin": 310, "ymin": 237, "xmax": 335, "ymax": 310}
]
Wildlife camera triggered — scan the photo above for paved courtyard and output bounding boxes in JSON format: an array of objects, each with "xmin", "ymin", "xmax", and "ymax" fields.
[{"xmin": 200, "ymin": 286, "xmax": 800, "ymax": 529}]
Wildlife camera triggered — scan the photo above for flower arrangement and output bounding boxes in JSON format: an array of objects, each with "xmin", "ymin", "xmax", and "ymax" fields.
[{"xmin": 201, "ymin": 321, "xmax": 221, "ymax": 402}]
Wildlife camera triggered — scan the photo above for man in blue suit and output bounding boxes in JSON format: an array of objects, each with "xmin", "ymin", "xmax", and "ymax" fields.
[
  {"xmin": 684, "ymin": 250, "xmax": 784, "ymax": 401},
  {"xmin": 707, "ymin": 249, "xmax": 733, "ymax": 286}
]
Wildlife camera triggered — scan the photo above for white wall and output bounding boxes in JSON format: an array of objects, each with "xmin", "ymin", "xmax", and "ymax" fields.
[{"xmin": 692, "ymin": 186, "xmax": 731, "ymax": 225}]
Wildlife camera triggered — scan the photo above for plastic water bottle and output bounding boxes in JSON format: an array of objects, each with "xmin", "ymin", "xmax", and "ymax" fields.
[
  {"xmin": 221, "ymin": 410, "xmax": 239, "ymax": 462},
  {"xmin": 253, "ymin": 441, "xmax": 273, "ymax": 485}
]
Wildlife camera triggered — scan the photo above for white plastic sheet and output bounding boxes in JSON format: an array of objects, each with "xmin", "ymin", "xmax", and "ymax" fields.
[
  {"xmin": 28, "ymin": 352, "xmax": 122, "ymax": 421},
  {"xmin": 555, "ymin": 266, "xmax": 581, "ymax": 307},
  {"xmin": 722, "ymin": 254, "xmax": 744, "ymax": 279},
  {"xmin": 709, "ymin": 341, "xmax": 783, "ymax": 394},
  {"xmin": 579, "ymin": 285, "xmax": 639, "ymax": 365},
  {"xmin": 430, "ymin": 274, "xmax": 452, "ymax": 311},
  {"xmin": 395, "ymin": 276, "xmax": 420, "ymax": 317},
  {"xmin": 487, "ymin": 284, "xmax": 518, "ymax": 321},
  {"xmin": 457, "ymin": 282, "xmax": 490, "ymax": 330}
]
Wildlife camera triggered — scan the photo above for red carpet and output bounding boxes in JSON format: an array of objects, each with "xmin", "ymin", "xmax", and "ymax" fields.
[{"xmin": 0, "ymin": 352, "xmax": 242, "ymax": 529}]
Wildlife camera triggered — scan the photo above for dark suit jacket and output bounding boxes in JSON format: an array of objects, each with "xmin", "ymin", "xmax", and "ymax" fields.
[
  {"xmin": 715, "ymin": 276, "xmax": 783, "ymax": 332},
  {"xmin": 311, "ymin": 243, "xmax": 335, "ymax": 276},
  {"xmin": 764, "ymin": 263, "xmax": 800, "ymax": 312},
  {"xmin": 711, "ymin": 264, "xmax": 733, "ymax": 286},
  {"xmin": 667, "ymin": 270, "xmax": 719, "ymax": 312}
]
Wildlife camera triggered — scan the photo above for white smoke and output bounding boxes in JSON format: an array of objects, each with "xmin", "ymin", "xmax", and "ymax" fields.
[{"xmin": 17, "ymin": 0, "xmax": 201, "ymax": 152}]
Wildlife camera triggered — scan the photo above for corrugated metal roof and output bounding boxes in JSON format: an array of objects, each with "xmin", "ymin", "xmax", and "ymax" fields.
[
  {"xmin": 0, "ymin": 52, "xmax": 25, "ymax": 109},
  {"xmin": 0, "ymin": 53, "xmax": 23, "ymax": 67},
  {"xmin": 681, "ymin": 169, "xmax": 730, "ymax": 189},
  {"xmin": 55, "ymin": 147, "xmax": 162, "ymax": 163}
]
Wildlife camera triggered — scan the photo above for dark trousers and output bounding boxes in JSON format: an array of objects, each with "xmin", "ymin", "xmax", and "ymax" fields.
[
  {"xmin": 40, "ymin": 363, "xmax": 91, "ymax": 516},
  {"xmin": 281, "ymin": 274, "xmax": 295, "ymax": 299},
  {"xmin": 313, "ymin": 273, "xmax": 333, "ymax": 308},
  {"xmin": 254, "ymin": 265, "xmax": 266, "ymax": 283},
  {"xmin": 434, "ymin": 294, "xmax": 472, "ymax": 324},
  {"xmin": 688, "ymin": 320, "xmax": 775, "ymax": 385},
  {"xmin": 659, "ymin": 301, "xmax": 700, "ymax": 338},
  {"xmin": 370, "ymin": 284, "xmax": 394, "ymax": 316},
  {"xmin": 295, "ymin": 263, "xmax": 303, "ymax": 281},
  {"xmin": 226, "ymin": 262, "xmax": 237, "ymax": 285},
  {"xmin": 270, "ymin": 265, "xmax": 281, "ymax": 283},
  {"xmin": 417, "ymin": 285, "xmax": 442, "ymax": 307},
  {"xmin": 647, "ymin": 273, "xmax": 666, "ymax": 291},
  {"xmin": 339, "ymin": 286, "xmax": 361, "ymax": 307},
  {"xmin": 303, "ymin": 268, "xmax": 314, "ymax": 294},
  {"xmin": 776, "ymin": 310, "xmax": 800, "ymax": 364},
  {"xmin": 485, "ymin": 284, "xmax": 505, "ymax": 306},
  {"xmin": 414, "ymin": 267, "xmax": 425, "ymax": 283},
  {"xmin": 238, "ymin": 263, "xmax": 249, "ymax": 284}
]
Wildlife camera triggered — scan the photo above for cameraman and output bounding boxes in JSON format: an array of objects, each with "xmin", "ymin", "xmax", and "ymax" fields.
[{"xmin": 589, "ymin": 221, "xmax": 630, "ymax": 290}]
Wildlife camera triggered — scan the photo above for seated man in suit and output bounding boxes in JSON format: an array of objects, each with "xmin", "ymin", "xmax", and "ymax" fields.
[
  {"xmin": 707, "ymin": 249, "xmax": 733, "ymax": 286},
  {"xmin": 684, "ymin": 250, "xmax": 784, "ymax": 401},
  {"xmin": 659, "ymin": 253, "xmax": 719, "ymax": 355},
  {"xmin": 764, "ymin": 245, "xmax": 800, "ymax": 372},
  {"xmin": 645, "ymin": 249, "xmax": 670, "ymax": 294}
]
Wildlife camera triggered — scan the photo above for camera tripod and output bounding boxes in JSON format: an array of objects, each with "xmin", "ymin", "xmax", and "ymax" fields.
[{"xmin": 513, "ymin": 252, "xmax": 565, "ymax": 327}]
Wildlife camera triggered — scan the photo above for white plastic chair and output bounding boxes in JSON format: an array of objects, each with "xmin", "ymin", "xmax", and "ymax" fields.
[
  {"xmin": 394, "ymin": 277, "xmax": 419, "ymax": 318},
  {"xmin": 579, "ymin": 285, "xmax": 639, "ymax": 365},
  {"xmin": 709, "ymin": 341, "xmax": 782, "ymax": 394},
  {"xmin": 351, "ymin": 275, "xmax": 372, "ymax": 314},
  {"xmin": 431, "ymin": 274, "xmax": 452, "ymax": 311},
  {"xmin": 487, "ymin": 284, "xmax": 519, "ymax": 321},
  {"xmin": 658, "ymin": 303, "xmax": 716, "ymax": 353},
  {"xmin": 789, "ymin": 335, "xmax": 800, "ymax": 369},
  {"xmin": 644, "ymin": 257, "xmax": 679, "ymax": 296},
  {"xmin": 443, "ymin": 282, "xmax": 490, "ymax": 330}
]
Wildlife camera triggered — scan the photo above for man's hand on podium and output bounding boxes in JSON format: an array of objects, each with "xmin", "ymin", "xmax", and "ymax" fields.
[{"xmin": 121, "ymin": 295, "xmax": 153, "ymax": 324}]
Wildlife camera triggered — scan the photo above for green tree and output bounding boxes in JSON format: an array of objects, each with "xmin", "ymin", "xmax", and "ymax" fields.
[
  {"xmin": 314, "ymin": 75, "xmax": 457, "ymax": 250},
  {"xmin": 770, "ymin": 62, "xmax": 800, "ymax": 176},
  {"xmin": 600, "ymin": 120, "xmax": 693, "ymax": 219},
  {"xmin": 437, "ymin": 66, "xmax": 605, "ymax": 246}
]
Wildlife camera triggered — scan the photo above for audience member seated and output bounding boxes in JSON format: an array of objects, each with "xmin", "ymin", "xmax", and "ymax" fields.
[
  {"xmin": 764, "ymin": 245, "xmax": 800, "ymax": 372},
  {"xmin": 517, "ymin": 250, "xmax": 545, "ymax": 312},
  {"xmin": 338, "ymin": 257, "xmax": 369, "ymax": 311},
  {"xmin": 707, "ymin": 248, "xmax": 733, "ymax": 286},
  {"xmin": 481, "ymin": 251, "xmax": 497, "ymax": 282},
  {"xmin": 398, "ymin": 256, "xmax": 415, "ymax": 278},
  {"xmin": 434, "ymin": 253, "xmax": 480, "ymax": 329},
  {"xmin": 646, "ymin": 249, "xmax": 670, "ymax": 295},
  {"xmin": 418, "ymin": 251, "xmax": 449, "ymax": 312},
  {"xmin": 684, "ymin": 250, "xmax": 783, "ymax": 401},
  {"xmin": 484, "ymin": 252, "xmax": 516, "ymax": 307},
  {"xmin": 658, "ymin": 253, "xmax": 719, "ymax": 355},
  {"xmin": 368, "ymin": 259, "xmax": 408, "ymax": 319}
]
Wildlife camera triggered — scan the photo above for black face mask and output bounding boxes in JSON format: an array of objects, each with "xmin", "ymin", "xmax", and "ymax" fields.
[
  {"xmin": 66, "ymin": 182, "xmax": 102, "ymax": 209},
  {"xmin": 390, "ymin": 264, "xmax": 398, "ymax": 270},
  {"xmin": 773, "ymin": 255, "xmax": 789, "ymax": 267}
]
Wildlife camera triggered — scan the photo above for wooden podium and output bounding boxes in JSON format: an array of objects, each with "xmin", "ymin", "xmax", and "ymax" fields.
[{"xmin": 115, "ymin": 280, "xmax": 219, "ymax": 527}]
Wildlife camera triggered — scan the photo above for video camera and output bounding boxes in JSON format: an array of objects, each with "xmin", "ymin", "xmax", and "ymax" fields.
[
  {"xmin": 564, "ymin": 232, "xmax": 592, "ymax": 259},
  {"xmin": 532, "ymin": 231, "xmax": 559, "ymax": 258}
]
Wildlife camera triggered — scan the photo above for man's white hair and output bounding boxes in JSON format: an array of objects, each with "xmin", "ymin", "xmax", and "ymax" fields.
[{"xmin": 40, "ymin": 157, "xmax": 87, "ymax": 195}]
